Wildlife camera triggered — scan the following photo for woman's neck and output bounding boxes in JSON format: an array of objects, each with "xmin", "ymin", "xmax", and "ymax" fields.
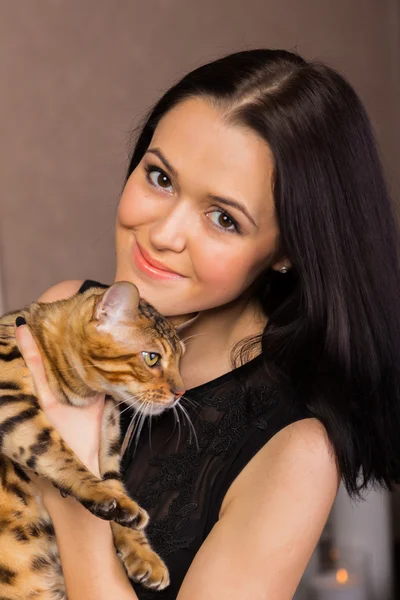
[{"xmin": 172, "ymin": 295, "xmax": 267, "ymax": 391}]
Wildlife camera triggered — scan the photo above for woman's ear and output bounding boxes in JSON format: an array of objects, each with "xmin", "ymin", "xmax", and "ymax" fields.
[{"xmin": 271, "ymin": 258, "xmax": 292, "ymax": 273}]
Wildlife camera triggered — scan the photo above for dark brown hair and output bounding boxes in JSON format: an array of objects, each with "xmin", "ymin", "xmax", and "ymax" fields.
[{"xmin": 124, "ymin": 48, "xmax": 400, "ymax": 500}]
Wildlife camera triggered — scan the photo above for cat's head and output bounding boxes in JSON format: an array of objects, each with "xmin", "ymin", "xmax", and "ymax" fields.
[{"xmin": 79, "ymin": 281, "xmax": 185, "ymax": 416}]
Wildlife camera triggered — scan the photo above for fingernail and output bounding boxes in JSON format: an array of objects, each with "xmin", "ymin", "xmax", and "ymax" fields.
[{"xmin": 15, "ymin": 316, "xmax": 26, "ymax": 327}]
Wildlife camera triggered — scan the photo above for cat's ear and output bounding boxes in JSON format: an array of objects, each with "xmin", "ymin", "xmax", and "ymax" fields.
[{"xmin": 93, "ymin": 281, "xmax": 140, "ymax": 329}]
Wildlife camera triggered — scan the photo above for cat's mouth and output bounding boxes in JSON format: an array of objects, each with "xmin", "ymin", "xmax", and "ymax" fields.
[{"xmin": 137, "ymin": 399, "xmax": 178, "ymax": 416}]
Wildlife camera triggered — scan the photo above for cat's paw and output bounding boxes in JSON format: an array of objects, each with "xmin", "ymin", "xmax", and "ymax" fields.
[
  {"xmin": 81, "ymin": 488, "xmax": 148, "ymax": 529},
  {"xmin": 112, "ymin": 493, "xmax": 149, "ymax": 530},
  {"xmin": 81, "ymin": 494, "xmax": 119, "ymax": 520},
  {"xmin": 124, "ymin": 549, "xmax": 170, "ymax": 591}
]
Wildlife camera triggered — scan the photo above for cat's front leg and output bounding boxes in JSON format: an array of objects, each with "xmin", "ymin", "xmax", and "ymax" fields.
[
  {"xmin": 98, "ymin": 397, "xmax": 149, "ymax": 529},
  {"xmin": 99, "ymin": 399, "xmax": 169, "ymax": 590},
  {"xmin": 0, "ymin": 395, "xmax": 146, "ymax": 528},
  {"xmin": 111, "ymin": 522, "xmax": 170, "ymax": 591}
]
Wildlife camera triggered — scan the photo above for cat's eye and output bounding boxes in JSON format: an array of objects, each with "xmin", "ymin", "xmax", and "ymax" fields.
[{"xmin": 141, "ymin": 351, "xmax": 161, "ymax": 367}]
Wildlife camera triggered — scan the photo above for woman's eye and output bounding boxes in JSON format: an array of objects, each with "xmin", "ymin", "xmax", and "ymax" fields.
[
  {"xmin": 145, "ymin": 165, "xmax": 173, "ymax": 193},
  {"xmin": 208, "ymin": 210, "xmax": 238, "ymax": 233},
  {"xmin": 141, "ymin": 351, "xmax": 161, "ymax": 367}
]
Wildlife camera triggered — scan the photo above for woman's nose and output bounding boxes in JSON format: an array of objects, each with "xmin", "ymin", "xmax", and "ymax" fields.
[{"xmin": 149, "ymin": 203, "xmax": 189, "ymax": 252}]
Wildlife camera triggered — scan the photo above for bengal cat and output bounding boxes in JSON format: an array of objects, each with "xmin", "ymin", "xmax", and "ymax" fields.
[{"xmin": 0, "ymin": 281, "xmax": 185, "ymax": 599}]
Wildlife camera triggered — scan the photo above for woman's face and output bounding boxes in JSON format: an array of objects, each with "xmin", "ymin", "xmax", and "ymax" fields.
[{"xmin": 115, "ymin": 97, "xmax": 282, "ymax": 317}]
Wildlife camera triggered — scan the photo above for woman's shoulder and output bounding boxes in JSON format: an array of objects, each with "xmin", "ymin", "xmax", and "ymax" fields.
[
  {"xmin": 38, "ymin": 279, "xmax": 109, "ymax": 303},
  {"xmin": 38, "ymin": 280, "xmax": 85, "ymax": 303},
  {"xmin": 219, "ymin": 416, "xmax": 339, "ymax": 515},
  {"xmin": 38, "ymin": 279, "xmax": 111, "ymax": 303}
]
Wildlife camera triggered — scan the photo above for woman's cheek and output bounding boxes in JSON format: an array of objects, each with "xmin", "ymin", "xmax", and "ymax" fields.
[
  {"xmin": 195, "ymin": 246, "xmax": 253, "ymax": 295},
  {"xmin": 118, "ymin": 184, "xmax": 157, "ymax": 228}
]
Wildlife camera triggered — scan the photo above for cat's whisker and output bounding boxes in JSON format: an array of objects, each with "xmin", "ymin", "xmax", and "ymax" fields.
[
  {"xmin": 180, "ymin": 332, "xmax": 207, "ymax": 341},
  {"xmin": 122, "ymin": 391, "xmax": 147, "ymax": 403},
  {"xmin": 176, "ymin": 403, "xmax": 199, "ymax": 450},
  {"xmin": 127, "ymin": 403, "xmax": 146, "ymax": 443},
  {"xmin": 118, "ymin": 390, "xmax": 147, "ymax": 402},
  {"xmin": 108, "ymin": 396, "xmax": 147, "ymax": 433},
  {"xmin": 101, "ymin": 407, "xmax": 133, "ymax": 432},
  {"xmin": 179, "ymin": 332, "xmax": 208, "ymax": 344},
  {"xmin": 175, "ymin": 405, "xmax": 191, "ymax": 446},
  {"xmin": 172, "ymin": 406, "xmax": 182, "ymax": 452},
  {"xmin": 164, "ymin": 407, "xmax": 179, "ymax": 444},
  {"xmin": 148, "ymin": 410, "xmax": 153, "ymax": 452},
  {"xmin": 101, "ymin": 396, "xmax": 145, "ymax": 431},
  {"xmin": 118, "ymin": 395, "xmax": 145, "ymax": 413},
  {"xmin": 91, "ymin": 224, "xmax": 115, "ymax": 246},
  {"xmin": 109, "ymin": 400, "xmax": 128, "ymax": 411},
  {"xmin": 179, "ymin": 394, "xmax": 202, "ymax": 412},
  {"xmin": 131, "ymin": 408, "xmax": 148, "ymax": 458},
  {"xmin": 121, "ymin": 392, "xmax": 148, "ymax": 408},
  {"xmin": 123, "ymin": 390, "xmax": 147, "ymax": 398},
  {"xmin": 118, "ymin": 403, "xmax": 136, "ymax": 417},
  {"xmin": 122, "ymin": 411, "xmax": 141, "ymax": 458},
  {"xmin": 116, "ymin": 402, "xmax": 143, "ymax": 419},
  {"xmin": 121, "ymin": 411, "xmax": 143, "ymax": 457}
]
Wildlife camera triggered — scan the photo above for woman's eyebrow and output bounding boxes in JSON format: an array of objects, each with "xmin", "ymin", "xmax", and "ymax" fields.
[
  {"xmin": 208, "ymin": 194, "xmax": 257, "ymax": 228},
  {"xmin": 146, "ymin": 147, "xmax": 257, "ymax": 228},
  {"xmin": 146, "ymin": 148, "xmax": 178, "ymax": 178}
]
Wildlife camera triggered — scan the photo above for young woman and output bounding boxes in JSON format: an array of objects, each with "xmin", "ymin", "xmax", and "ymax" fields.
[{"xmin": 16, "ymin": 48, "xmax": 400, "ymax": 599}]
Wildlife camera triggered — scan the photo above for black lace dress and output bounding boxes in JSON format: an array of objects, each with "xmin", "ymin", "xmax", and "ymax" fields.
[{"xmin": 78, "ymin": 280, "xmax": 314, "ymax": 599}]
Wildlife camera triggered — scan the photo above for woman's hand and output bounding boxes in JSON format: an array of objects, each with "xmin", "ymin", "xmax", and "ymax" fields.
[{"xmin": 15, "ymin": 319, "xmax": 105, "ymax": 477}]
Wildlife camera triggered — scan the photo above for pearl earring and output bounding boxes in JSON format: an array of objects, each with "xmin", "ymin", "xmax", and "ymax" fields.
[{"xmin": 280, "ymin": 266, "xmax": 289, "ymax": 274}]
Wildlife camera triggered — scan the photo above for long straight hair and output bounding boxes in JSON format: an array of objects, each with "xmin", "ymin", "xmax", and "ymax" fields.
[{"xmin": 124, "ymin": 49, "xmax": 400, "ymax": 500}]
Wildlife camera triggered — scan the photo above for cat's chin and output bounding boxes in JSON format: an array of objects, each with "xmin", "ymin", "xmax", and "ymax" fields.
[{"xmin": 138, "ymin": 403, "xmax": 172, "ymax": 417}]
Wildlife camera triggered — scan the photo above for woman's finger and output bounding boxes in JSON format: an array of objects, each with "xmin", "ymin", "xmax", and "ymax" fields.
[{"xmin": 14, "ymin": 317, "xmax": 55, "ymax": 410}]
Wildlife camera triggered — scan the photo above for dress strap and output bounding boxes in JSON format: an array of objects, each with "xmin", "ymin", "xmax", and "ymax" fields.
[{"xmin": 77, "ymin": 279, "xmax": 109, "ymax": 294}]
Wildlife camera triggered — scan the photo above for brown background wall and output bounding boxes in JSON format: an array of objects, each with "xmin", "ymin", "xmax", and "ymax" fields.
[{"xmin": 0, "ymin": 0, "xmax": 398, "ymax": 311}]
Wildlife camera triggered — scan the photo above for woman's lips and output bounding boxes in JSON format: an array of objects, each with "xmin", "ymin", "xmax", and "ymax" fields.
[{"xmin": 133, "ymin": 240, "xmax": 185, "ymax": 280}]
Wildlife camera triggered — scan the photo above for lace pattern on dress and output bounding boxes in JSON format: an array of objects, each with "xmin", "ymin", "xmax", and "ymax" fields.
[{"xmin": 129, "ymin": 382, "xmax": 278, "ymax": 558}]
